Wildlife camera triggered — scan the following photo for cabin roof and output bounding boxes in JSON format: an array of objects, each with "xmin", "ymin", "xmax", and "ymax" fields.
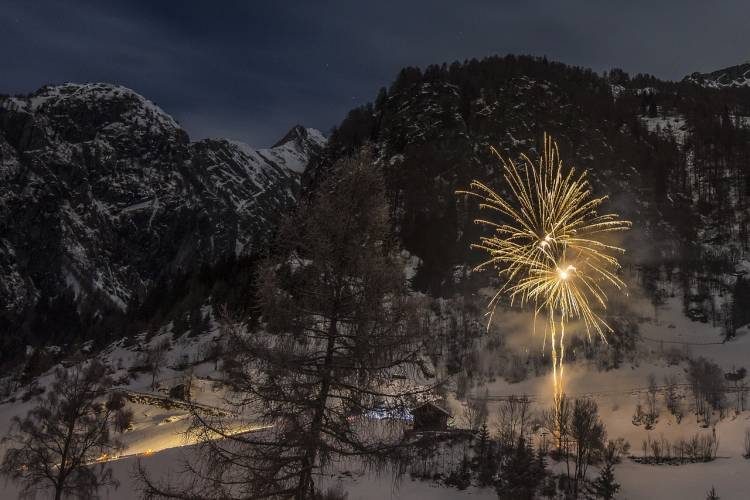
[{"xmin": 412, "ymin": 401, "xmax": 451, "ymax": 417}]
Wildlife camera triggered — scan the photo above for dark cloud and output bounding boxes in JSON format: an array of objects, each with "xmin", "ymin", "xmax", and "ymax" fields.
[{"xmin": 1, "ymin": 0, "xmax": 748, "ymax": 146}]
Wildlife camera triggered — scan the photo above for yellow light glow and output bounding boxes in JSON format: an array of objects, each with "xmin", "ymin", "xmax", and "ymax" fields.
[{"xmin": 457, "ymin": 133, "xmax": 630, "ymax": 423}]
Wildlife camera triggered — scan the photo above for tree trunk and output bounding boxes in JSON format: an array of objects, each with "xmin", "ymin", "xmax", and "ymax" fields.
[
  {"xmin": 55, "ymin": 419, "xmax": 75, "ymax": 500},
  {"xmin": 296, "ymin": 317, "xmax": 338, "ymax": 500}
]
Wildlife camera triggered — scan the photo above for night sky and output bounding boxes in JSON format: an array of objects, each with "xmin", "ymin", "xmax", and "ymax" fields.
[{"xmin": 2, "ymin": 0, "xmax": 748, "ymax": 146}]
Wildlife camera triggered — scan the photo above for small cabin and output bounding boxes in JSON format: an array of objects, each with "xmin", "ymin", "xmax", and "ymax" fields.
[
  {"xmin": 411, "ymin": 401, "xmax": 451, "ymax": 431},
  {"xmin": 169, "ymin": 383, "xmax": 191, "ymax": 401}
]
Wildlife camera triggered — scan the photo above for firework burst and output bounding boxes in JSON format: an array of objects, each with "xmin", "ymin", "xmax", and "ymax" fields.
[{"xmin": 457, "ymin": 134, "xmax": 630, "ymax": 415}]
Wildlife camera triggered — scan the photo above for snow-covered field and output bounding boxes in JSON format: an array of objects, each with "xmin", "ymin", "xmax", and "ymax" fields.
[
  {"xmin": 3, "ymin": 285, "xmax": 750, "ymax": 499},
  {"xmin": 458, "ymin": 288, "xmax": 750, "ymax": 500},
  {"xmin": 641, "ymin": 114, "xmax": 688, "ymax": 144}
]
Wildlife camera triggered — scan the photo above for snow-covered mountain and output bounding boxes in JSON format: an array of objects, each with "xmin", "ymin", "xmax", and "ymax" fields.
[
  {"xmin": 0, "ymin": 83, "xmax": 324, "ymax": 325},
  {"xmin": 262, "ymin": 125, "xmax": 327, "ymax": 173},
  {"xmin": 311, "ymin": 59, "xmax": 664, "ymax": 294},
  {"xmin": 309, "ymin": 56, "xmax": 750, "ymax": 339},
  {"xmin": 5, "ymin": 58, "xmax": 750, "ymax": 365},
  {"xmin": 684, "ymin": 62, "xmax": 750, "ymax": 88}
]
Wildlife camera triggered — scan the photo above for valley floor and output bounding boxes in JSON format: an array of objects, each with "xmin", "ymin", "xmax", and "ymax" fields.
[{"xmin": 3, "ymin": 293, "xmax": 750, "ymax": 499}]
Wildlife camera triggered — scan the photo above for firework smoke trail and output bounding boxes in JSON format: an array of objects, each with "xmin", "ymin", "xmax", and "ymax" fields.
[{"xmin": 457, "ymin": 134, "xmax": 630, "ymax": 422}]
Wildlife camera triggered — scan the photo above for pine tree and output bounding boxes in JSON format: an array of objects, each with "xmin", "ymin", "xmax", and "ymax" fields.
[
  {"xmin": 475, "ymin": 423, "xmax": 496, "ymax": 486},
  {"xmin": 497, "ymin": 438, "xmax": 543, "ymax": 500},
  {"xmin": 591, "ymin": 459, "xmax": 620, "ymax": 500},
  {"xmin": 447, "ymin": 454, "xmax": 472, "ymax": 490},
  {"xmin": 476, "ymin": 423, "xmax": 490, "ymax": 460}
]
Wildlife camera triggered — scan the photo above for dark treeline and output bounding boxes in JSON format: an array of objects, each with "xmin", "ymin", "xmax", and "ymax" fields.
[
  {"xmin": 4, "ymin": 254, "xmax": 264, "ymax": 379},
  {"xmin": 313, "ymin": 54, "xmax": 750, "ymax": 330}
]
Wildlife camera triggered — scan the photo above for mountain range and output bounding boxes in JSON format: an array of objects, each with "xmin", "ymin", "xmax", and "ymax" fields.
[
  {"xmin": 2, "ymin": 56, "xmax": 750, "ymax": 369},
  {"xmin": 685, "ymin": 61, "xmax": 750, "ymax": 88},
  {"xmin": 0, "ymin": 83, "xmax": 324, "ymax": 361}
]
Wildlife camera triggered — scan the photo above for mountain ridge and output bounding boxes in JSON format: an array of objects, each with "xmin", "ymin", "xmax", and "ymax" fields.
[
  {"xmin": 4, "ymin": 54, "xmax": 750, "ymax": 367},
  {"xmin": 0, "ymin": 82, "xmax": 324, "ymax": 362},
  {"xmin": 684, "ymin": 61, "xmax": 750, "ymax": 88}
]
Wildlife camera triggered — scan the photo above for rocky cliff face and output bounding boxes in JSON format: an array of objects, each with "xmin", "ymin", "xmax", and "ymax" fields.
[
  {"xmin": 684, "ymin": 62, "xmax": 750, "ymax": 88},
  {"xmin": 0, "ymin": 83, "xmax": 324, "ymax": 321}
]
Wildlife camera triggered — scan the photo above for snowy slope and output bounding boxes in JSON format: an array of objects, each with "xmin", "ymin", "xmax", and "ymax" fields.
[
  {"xmin": 259, "ymin": 125, "xmax": 327, "ymax": 174},
  {"xmin": 4, "ymin": 276, "xmax": 750, "ymax": 499},
  {"xmin": 0, "ymin": 83, "xmax": 325, "ymax": 317},
  {"xmin": 684, "ymin": 62, "xmax": 750, "ymax": 88}
]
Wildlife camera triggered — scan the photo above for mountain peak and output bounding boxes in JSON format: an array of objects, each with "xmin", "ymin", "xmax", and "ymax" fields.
[
  {"xmin": 261, "ymin": 125, "xmax": 327, "ymax": 174},
  {"xmin": 3, "ymin": 82, "xmax": 183, "ymax": 141},
  {"xmin": 0, "ymin": 82, "xmax": 314, "ymax": 328},
  {"xmin": 272, "ymin": 124, "xmax": 327, "ymax": 149},
  {"xmin": 684, "ymin": 62, "xmax": 750, "ymax": 88}
]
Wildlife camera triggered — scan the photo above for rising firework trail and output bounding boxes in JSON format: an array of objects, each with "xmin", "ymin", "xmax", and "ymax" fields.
[{"xmin": 457, "ymin": 134, "xmax": 631, "ymax": 418}]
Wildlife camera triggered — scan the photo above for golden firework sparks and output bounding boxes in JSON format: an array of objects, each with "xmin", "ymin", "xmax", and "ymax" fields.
[{"xmin": 457, "ymin": 134, "xmax": 630, "ymax": 419}]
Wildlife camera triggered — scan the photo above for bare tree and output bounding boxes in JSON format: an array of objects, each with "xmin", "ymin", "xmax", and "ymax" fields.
[
  {"xmin": 541, "ymin": 395, "xmax": 570, "ymax": 454},
  {"xmin": 663, "ymin": 374, "xmax": 682, "ymax": 422},
  {"xmin": 738, "ymin": 380, "xmax": 748, "ymax": 412},
  {"xmin": 495, "ymin": 395, "xmax": 532, "ymax": 450},
  {"xmin": 1, "ymin": 360, "xmax": 122, "ymax": 500},
  {"xmin": 113, "ymin": 407, "xmax": 134, "ymax": 434},
  {"xmin": 644, "ymin": 373, "xmax": 659, "ymax": 428},
  {"xmin": 143, "ymin": 338, "xmax": 170, "ymax": 391},
  {"xmin": 706, "ymin": 486, "xmax": 719, "ymax": 500},
  {"xmin": 464, "ymin": 396, "xmax": 488, "ymax": 432},
  {"xmin": 725, "ymin": 367, "xmax": 747, "ymax": 412},
  {"xmin": 139, "ymin": 149, "xmax": 434, "ymax": 500},
  {"xmin": 540, "ymin": 395, "xmax": 576, "ymax": 492},
  {"xmin": 687, "ymin": 357, "xmax": 726, "ymax": 425},
  {"xmin": 631, "ymin": 399, "xmax": 645, "ymax": 426},
  {"xmin": 570, "ymin": 398, "xmax": 606, "ymax": 496},
  {"xmin": 105, "ymin": 392, "xmax": 134, "ymax": 434},
  {"xmin": 205, "ymin": 338, "xmax": 224, "ymax": 371}
]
